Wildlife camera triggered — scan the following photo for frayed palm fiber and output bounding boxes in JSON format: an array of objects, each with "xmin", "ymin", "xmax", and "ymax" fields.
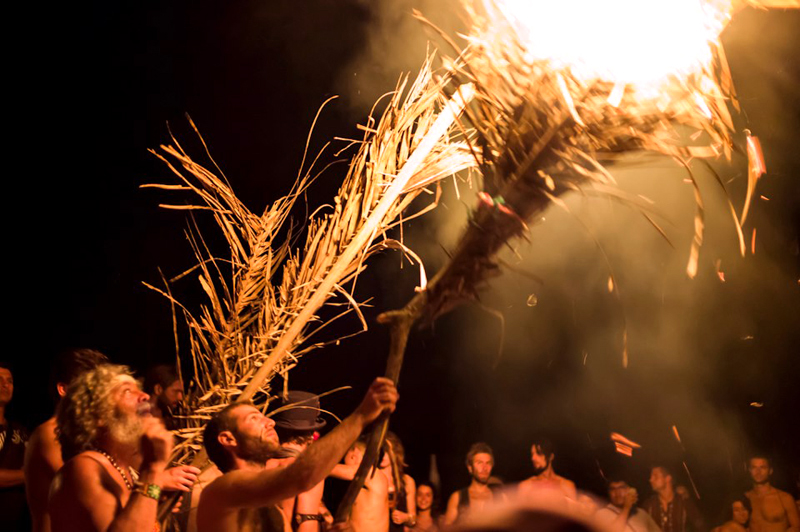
[{"xmin": 144, "ymin": 56, "xmax": 475, "ymax": 463}]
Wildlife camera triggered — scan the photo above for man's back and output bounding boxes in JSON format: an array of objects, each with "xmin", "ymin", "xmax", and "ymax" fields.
[{"xmin": 25, "ymin": 417, "xmax": 62, "ymax": 532}]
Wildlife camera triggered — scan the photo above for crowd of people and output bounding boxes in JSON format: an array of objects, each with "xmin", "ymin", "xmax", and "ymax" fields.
[{"xmin": 0, "ymin": 351, "xmax": 798, "ymax": 532}]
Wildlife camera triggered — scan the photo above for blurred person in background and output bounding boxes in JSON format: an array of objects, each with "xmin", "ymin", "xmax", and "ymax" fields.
[
  {"xmin": 0, "ymin": 361, "xmax": 29, "ymax": 532},
  {"xmin": 25, "ymin": 348, "xmax": 108, "ymax": 532},
  {"xmin": 745, "ymin": 456, "xmax": 799, "ymax": 532},
  {"xmin": 712, "ymin": 495, "xmax": 751, "ymax": 532}
]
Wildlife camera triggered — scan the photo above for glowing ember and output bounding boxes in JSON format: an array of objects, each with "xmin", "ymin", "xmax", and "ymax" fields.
[
  {"xmin": 611, "ymin": 432, "xmax": 642, "ymax": 457},
  {"xmin": 493, "ymin": 0, "xmax": 732, "ymax": 88},
  {"xmin": 672, "ymin": 425, "xmax": 683, "ymax": 444}
]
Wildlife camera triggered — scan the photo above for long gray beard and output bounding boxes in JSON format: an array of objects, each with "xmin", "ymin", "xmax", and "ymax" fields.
[{"xmin": 108, "ymin": 412, "xmax": 144, "ymax": 447}]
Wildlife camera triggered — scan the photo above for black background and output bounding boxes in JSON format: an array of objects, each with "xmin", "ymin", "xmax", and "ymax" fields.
[{"xmin": 7, "ymin": 0, "xmax": 799, "ymax": 519}]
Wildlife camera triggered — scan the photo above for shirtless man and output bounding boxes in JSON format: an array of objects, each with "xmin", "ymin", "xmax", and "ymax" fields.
[
  {"xmin": 48, "ymin": 364, "xmax": 183, "ymax": 532},
  {"xmin": 197, "ymin": 377, "xmax": 398, "ymax": 532},
  {"xmin": 745, "ymin": 456, "xmax": 799, "ymax": 532},
  {"xmin": 331, "ymin": 438, "xmax": 390, "ymax": 532},
  {"xmin": 518, "ymin": 438, "xmax": 577, "ymax": 501},
  {"xmin": 444, "ymin": 442, "xmax": 504, "ymax": 526},
  {"xmin": 24, "ymin": 348, "xmax": 108, "ymax": 532}
]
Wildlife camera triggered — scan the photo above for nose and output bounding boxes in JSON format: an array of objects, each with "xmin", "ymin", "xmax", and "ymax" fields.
[
  {"xmin": 139, "ymin": 391, "xmax": 151, "ymax": 402},
  {"xmin": 265, "ymin": 416, "xmax": 275, "ymax": 429}
]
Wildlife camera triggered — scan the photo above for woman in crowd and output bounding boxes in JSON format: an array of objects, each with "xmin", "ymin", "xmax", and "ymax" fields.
[{"xmin": 713, "ymin": 496, "xmax": 752, "ymax": 532}]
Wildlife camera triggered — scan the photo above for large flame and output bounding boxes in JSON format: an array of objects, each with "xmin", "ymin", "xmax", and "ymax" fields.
[{"xmin": 493, "ymin": 0, "xmax": 733, "ymax": 89}]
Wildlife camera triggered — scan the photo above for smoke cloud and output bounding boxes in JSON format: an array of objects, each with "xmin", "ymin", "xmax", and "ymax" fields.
[{"xmin": 333, "ymin": 0, "xmax": 799, "ymax": 508}]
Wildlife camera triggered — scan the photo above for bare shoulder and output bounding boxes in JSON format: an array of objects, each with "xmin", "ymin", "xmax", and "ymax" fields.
[
  {"xmin": 28, "ymin": 419, "xmax": 61, "ymax": 460},
  {"xmin": 201, "ymin": 468, "xmax": 281, "ymax": 508},
  {"xmin": 59, "ymin": 453, "xmax": 105, "ymax": 485},
  {"xmin": 558, "ymin": 475, "xmax": 577, "ymax": 493}
]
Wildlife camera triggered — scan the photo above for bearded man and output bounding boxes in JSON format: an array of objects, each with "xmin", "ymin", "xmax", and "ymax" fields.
[
  {"xmin": 518, "ymin": 437, "xmax": 577, "ymax": 501},
  {"xmin": 48, "ymin": 364, "xmax": 197, "ymax": 532},
  {"xmin": 197, "ymin": 377, "xmax": 398, "ymax": 532},
  {"xmin": 443, "ymin": 442, "xmax": 505, "ymax": 526}
]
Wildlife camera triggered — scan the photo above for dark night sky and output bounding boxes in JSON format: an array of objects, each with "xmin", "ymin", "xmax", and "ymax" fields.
[{"xmin": 9, "ymin": 0, "xmax": 799, "ymax": 517}]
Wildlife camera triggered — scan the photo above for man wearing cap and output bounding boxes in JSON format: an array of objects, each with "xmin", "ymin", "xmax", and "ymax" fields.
[{"xmin": 273, "ymin": 391, "xmax": 331, "ymax": 531}]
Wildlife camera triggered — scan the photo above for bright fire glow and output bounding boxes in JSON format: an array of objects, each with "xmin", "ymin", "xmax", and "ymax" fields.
[{"xmin": 493, "ymin": 0, "xmax": 732, "ymax": 88}]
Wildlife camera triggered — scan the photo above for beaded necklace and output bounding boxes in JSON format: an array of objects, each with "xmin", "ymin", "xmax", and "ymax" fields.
[{"xmin": 92, "ymin": 447, "xmax": 134, "ymax": 490}]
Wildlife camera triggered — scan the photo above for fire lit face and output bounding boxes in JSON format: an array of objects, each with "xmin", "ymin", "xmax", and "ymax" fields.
[
  {"xmin": 732, "ymin": 501, "xmax": 749, "ymax": 525},
  {"xmin": 230, "ymin": 405, "xmax": 280, "ymax": 462},
  {"xmin": 468, "ymin": 452, "xmax": 494, "ymax": 483},
  {"xmin": 0, "ymin": 367, "xmax": 13, "ymax": 405},
  {"xmin": 531, "ymin": 445, "xmax": 552, "ymax": 472},
  {"xmin": 112, "ymin": 376, "xmax": 150, "ymax": 417},
  {"xmin": 159, "ymin": 379, "xmax": 184, "ymax": 409},
  {"xmin": 416, "ymin": 485, "xmax": 434, "ymax": 512},
  {"xmin": 748, "ymin": 458, "xmax": 772, "ymax": 485},
  {"xmin": 649, "ymin": 467, "xmax": 671, "ymax": 492},
  {"xmin": 608, "ymin": 481, "xmax": 631, "ymax": 508},
  {"xmin": 107, "ymin": 376, "xmax": 150, "ymax": 445}
]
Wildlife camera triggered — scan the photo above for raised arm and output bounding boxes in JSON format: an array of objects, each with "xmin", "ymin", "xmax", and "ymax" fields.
[{"xmin": 202, "ymin": 378, "xmax": 398, "ymax": 512}]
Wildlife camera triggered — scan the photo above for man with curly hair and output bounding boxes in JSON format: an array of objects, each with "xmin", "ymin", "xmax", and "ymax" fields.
[{"xmin": 48, "ymin": 364, "xmax": 197, "ymax": 532}]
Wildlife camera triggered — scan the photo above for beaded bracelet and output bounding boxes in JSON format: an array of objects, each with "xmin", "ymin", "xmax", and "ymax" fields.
[{"xmin": 134, "ymin": 483, "xmax": 162, "ymax": 501}]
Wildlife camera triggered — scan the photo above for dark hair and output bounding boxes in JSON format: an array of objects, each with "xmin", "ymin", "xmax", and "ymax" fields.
[
  {"xmin": 49, "ymin": 348, "xmax": 108, "ymax": 402},
  {"xmin": 466, "ymin": 442, "xmax": 494, "ymax": 468},
  {"xmin": 651, "ymin": 464, "xmax": 674, "ymax": 479},
  {"xmin": 720, "ymin": 495, "xmax": 751, "ymax": 527},
  {"xmin": 143, "ymin": 365, "xmax": 179, "ymax": 395},
  {"xmin": 531, "ymin": 437, "xmax": 555, "ymax": 458},
  {"xmin": 416, "ymin": 481, "xmax": 442, "ymax": 517},
  {"xmin": 606, "ymin": 473, "xmax": 630, "ymax": 488},
  {"xmin": 0, "ymin": 360, "xmax": 13, "ymax": 373},
  {"xmin": 203, "ymin": 402, "xmax": 252, "ymax": 473},
  {"xmin": 275, "ymin": 426, "xmax": 315, "ymax": 446},
  {"xmin": 747, "ymin": 454, "xmax": 771, "ymax": 467}
]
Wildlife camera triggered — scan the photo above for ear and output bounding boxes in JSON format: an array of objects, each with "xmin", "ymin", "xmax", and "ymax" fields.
[
  {"xmin": 56, "ymin": 383, "xmax": 68, "ymax": 398},
  {"xmin": 154, "ymin": 384, "xmax": 164, "ymax": 396},
  {"xmin": 218, "ymin": 430, "xmax": 237, "ymax": 450}
]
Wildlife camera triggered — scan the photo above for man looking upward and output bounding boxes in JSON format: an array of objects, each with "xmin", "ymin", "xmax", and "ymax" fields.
[
  {"xmin": 48, "ymin": 364, "xmax": 178, "ymax": 532},
  {"xmin": 197, "ymin": 377, "xmax": 399, "ymax": 532}
]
